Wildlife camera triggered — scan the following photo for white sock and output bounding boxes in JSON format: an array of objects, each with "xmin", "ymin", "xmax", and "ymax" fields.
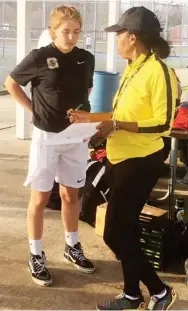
[
  {"xmin": 125, "ymin": 294, "xmax": 140, "ymax": 300},
  {"xmin": 154, "ymin": 288, "xmax": 167, "ymax": 299},
  {"xmin": 65, "ymin": 231, "xmax": 78, "ymax": 247},
  {"xmin": 29, "ymin": 238, "xmax": 42, "ymax": 257}
]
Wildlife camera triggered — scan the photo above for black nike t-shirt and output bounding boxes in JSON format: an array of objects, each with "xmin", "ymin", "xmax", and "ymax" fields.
[{"xmin": 10, "ymin": 44, "xmax": 95, "ymax": 133}]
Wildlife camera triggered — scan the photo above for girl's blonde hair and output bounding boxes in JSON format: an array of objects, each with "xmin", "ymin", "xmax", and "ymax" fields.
[{"xmin": 49, "ymin": 5, "xmax": 82, "ymax": 39}]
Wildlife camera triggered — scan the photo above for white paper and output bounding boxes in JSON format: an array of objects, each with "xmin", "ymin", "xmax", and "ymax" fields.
[{"xmin": 44, "ymin": 122, "xmax": 100, "ymax": 145}]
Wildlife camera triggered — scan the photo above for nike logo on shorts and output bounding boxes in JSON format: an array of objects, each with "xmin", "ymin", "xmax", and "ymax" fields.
[
  {"xmin": 77, "ymin": 179, "xmax": 85, "ymax": 183},
  {"xmin": 77, "ymin": 61, "xmax": 85, "ymax": 64}
]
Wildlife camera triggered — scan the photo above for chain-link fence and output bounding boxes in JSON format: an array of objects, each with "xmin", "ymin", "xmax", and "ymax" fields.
[{"xmin": 0, "ymin": 0, "xmax": 188, "ymax": 86}]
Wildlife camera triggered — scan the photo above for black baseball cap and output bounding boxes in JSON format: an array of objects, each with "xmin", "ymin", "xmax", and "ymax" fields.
[{"xmin": 105, "ymin": 6, "xmax": 163, "ymax": 33}]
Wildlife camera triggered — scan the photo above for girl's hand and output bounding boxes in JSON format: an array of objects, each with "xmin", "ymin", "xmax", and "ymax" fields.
[{"xmin": 67, "ymin": 109, "xmax": 91, "ymax": 123}]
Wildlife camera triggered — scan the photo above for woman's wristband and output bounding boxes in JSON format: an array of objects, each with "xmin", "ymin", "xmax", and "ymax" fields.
[{"xmin": 113, "ymin": 119, "xmax": 119, "ymax": 132}]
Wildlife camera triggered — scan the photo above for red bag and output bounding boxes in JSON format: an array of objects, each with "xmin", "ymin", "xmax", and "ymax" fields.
[
  {"xmin": 90, "ymin": 149, "xmax": 107, "ymax": 162},
  {"xmin": 173, "ymin": 106, "xmax": 188, "ymax": 129}
]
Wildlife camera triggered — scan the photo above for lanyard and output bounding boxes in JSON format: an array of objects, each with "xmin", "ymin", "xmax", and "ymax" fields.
[{"xmin": 113, "ymin": 53, "xmax": 152, "ymax": 114}]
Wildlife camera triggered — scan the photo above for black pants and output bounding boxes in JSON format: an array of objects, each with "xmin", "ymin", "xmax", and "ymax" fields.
[
  {"xmin": 162, "ymin": 137, "xmax": 171, "ymax": 162},
  {"xmin": 104, "ymin": 150, "xmax": 165, "ymax": 297}
]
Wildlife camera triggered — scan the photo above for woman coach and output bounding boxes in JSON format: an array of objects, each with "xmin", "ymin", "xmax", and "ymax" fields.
[{"xmin": 70, "ymin": 6, "xmax": 178, "ymax": 311}]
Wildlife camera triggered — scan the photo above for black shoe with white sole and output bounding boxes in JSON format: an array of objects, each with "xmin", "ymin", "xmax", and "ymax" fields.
[
  {"xmin": 96, "ymin": 293, "xmax": 146, "ymax": 310},
  {"xmin": 148, "ymin": 285, "xmax": 177, "ymax": 310},
  {"xmin": 28, "ymin": 253, "xmax": 53, "ymax": 286},
  {"xmin": 64, "ymin": 242, "xmax": 95, "ymax": 273}
]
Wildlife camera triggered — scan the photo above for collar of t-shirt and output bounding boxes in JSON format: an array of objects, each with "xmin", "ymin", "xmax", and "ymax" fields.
[{"xmin": 50, "ymin": 43, "xmax": 77, "ymax": 58}]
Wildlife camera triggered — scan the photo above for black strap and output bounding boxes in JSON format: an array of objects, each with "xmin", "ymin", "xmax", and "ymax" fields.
[{"xmin": 113, "ymin": 53, "xmax": 152, "ymax": 113}]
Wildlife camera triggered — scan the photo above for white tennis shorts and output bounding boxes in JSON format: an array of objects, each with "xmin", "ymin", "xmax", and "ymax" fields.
[{"xmin": 24, "ymin": 126, "xmax": 88, "ymax": 192}]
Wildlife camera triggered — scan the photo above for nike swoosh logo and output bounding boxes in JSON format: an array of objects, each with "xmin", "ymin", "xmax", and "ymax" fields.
[
  {"xmin": 77, "ymin": 61, "xmax": 85, "ymax": 64},
  {"xmin": 65, "ymin": 252, "xmax": 77, "ymax": 263},
  {"xmin": 77, "ymin": 179, "xmax": 85, "ymax": 183}
]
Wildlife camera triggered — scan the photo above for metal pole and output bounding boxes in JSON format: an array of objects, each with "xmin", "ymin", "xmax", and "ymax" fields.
[
  {"xmin": 151, "ymin": 0, "xmax": 155, "ymax": 12},
  {"xmin": 165, "ymin": 1, "xmax": 169, "ymax": 41},
  {"xmin": 2, "ymin": 0, "xmax": 5, "ymax": 59},
  {"xmin": 93, "ymin": 0, "xmax": 97, "ymax": 56},
  {"xmin": 168, "ymin": 137, "xmax": 178, "ymax": 220},
  {"xmin": 83, "ymin": 2, "xmax": 86, "ymax": 48},
  {"xmin": 180, "ymin": 4, "xmax": 184, "ymax": 68},
  {"xmin": 43, "ymin": 0, "xmax": 47, "ymax": 30},
  {"xmin": 106, "ymin": 0, "xmax": 120, "ymax": 72},
  {"xmin": 16, "ymin": 0, "xmax": 31, "ymax": 139},
  {"xmin": 162, "ymin": 0, "xmax": 169, "ymax": 64}
]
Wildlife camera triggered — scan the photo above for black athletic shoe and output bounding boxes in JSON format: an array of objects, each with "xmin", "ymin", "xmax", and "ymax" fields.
[
  {"xmin": 148, "ymin": 286, "xmax": 177, "ymax": 310},
  {"xmin": 96, "ymin": 293, "xmax": 146, "ymax": 310},
  {"xmin": 28, "ymin": 253, "xmax": 53, "ymax": 286},
  {"xmin": 64, "ymin": 242, "xmax": 95, "ymax": 273}
]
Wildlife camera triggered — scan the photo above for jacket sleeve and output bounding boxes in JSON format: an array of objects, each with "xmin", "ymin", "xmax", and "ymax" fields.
[{"xmin": 137, "ymin": 63, "xmax": 177, "ymax": 135}]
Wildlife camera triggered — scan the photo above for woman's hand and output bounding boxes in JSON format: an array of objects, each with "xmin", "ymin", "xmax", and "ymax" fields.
[
  {"xmin": 96, "ymin": 120, "xmax": 114, "ymax": 138},
  {"xmin": 67, "ymin": 109, "xmax": 91, "ymax": 123}
]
